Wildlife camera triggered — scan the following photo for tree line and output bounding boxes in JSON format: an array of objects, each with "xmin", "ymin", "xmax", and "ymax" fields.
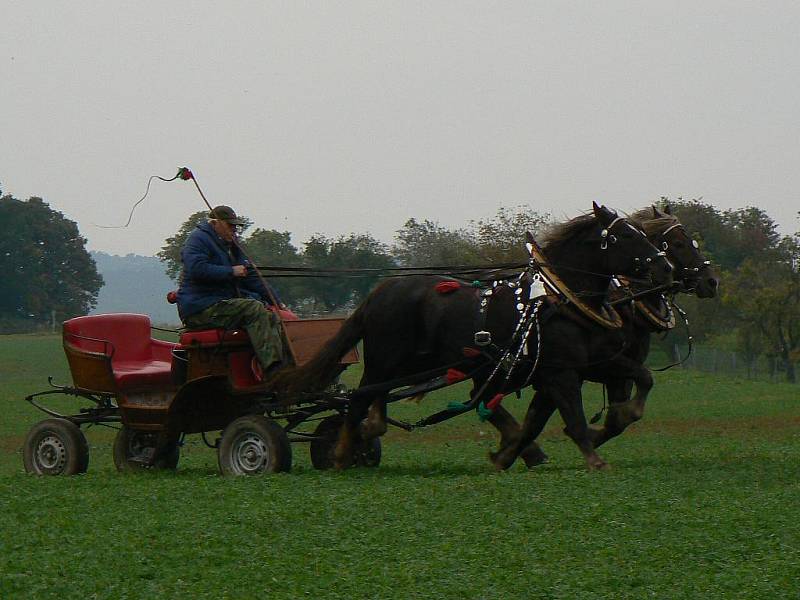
[{"xmin": 2, "ymin": 187, "xmax": 798, "ymax": 382}]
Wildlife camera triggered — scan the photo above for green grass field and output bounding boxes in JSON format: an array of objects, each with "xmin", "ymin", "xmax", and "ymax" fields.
[{"xmin": 1, "ymin": 333, "xmax": 799, "ymax": 599}]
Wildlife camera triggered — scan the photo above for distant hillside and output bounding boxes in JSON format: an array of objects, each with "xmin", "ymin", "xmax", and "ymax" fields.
[{"xmin": 91, "ymin": 252, "xmax": 179, "ymax": 325}]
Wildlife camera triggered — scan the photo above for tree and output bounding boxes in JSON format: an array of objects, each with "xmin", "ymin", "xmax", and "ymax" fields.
[
  {"xmin": 0, "ymin": 195, "xmax": 103, "ymax": 330},
  {"xmin": 303, "ymin": 234, "xmax": 395, "ymax": 312},
  {"xmin": 157, "ymin": 210, "xmax": 253, "ymax": 281},
  {"xmin": 470, "ymin": 205, "xmax": 552, "ymax": 263},
  {"xmin": 723, "ymin": 234, "xmax": 800, "ymax": 382},
  {"xmin": 664, "ymin": 198, "xmax": 799, "ymax": 380},
  {"xmin": 667, "ymin": 198, "xmax": 778, "ymax": 271},
  {"xmin": 392, "ymin": 219, "xmax": 481, "ymax": 267},
  {"xmin": 242, "ymin": 229, "xmax": 306, "ymax": 307},
  {"xmin": 660, "ymin": 199, "xmax": 781, "ymax": 346}
]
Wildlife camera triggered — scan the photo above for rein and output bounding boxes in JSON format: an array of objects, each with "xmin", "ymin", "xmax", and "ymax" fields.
[{"xmin": 650, "ymin": 300, "xmax": 694, "ymax": 372}]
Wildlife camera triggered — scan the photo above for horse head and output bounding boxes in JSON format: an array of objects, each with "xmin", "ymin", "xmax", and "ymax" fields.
[
  {"xmin": 591, "ymin": 202, "xmax": 674, "ymax": 288},
  {"xmin": 634, "ymin": 205, "xmax": 719, "ymax": 298}
]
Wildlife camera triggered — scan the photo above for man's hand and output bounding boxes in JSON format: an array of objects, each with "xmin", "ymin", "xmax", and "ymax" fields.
[{"xmin": 232, "ymin": 265, "xmax": 247, "ymax": 277}]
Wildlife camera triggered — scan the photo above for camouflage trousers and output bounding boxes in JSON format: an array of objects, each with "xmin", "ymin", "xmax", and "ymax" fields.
[{"xmin": 184, "ymin": 299, "xmax": 285, "ymax": 370}]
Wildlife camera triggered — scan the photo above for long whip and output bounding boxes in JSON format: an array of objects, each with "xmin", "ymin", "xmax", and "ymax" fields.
[{"xmin": 175, "ymin": 167, "xmax": 286, "ymax": 327}]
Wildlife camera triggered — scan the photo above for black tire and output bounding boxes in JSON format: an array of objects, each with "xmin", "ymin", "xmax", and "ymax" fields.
[
  {"xmin": 310, "ymin": 414, "xmax": 382, "ymax": 470},
  {"xmin": 113, "ymin": 427, "xmax": 180, "ymax": 472},
  {"xmin": 23, "ymin": 418, "xmax": 89, "ymax": 476},
  {"xmin": 218, "ymin": 415, "xmax": 292, "ymax": 476}
]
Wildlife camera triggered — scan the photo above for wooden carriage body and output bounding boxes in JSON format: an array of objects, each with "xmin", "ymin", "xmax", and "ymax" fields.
[{"xmin": 62, "ymin": 313, "xmax": 358, "ymax": 435}]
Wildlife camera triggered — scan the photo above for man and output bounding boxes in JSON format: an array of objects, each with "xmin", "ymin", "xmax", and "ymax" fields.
[{"xmin": 176, "ymin": 205, "xmax": 285, "ymax": 375}]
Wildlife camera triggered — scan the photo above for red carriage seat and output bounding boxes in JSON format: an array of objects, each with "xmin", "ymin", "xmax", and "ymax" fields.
[
  {"xmin": 178, "ymin": 328, "xmax": 251, "ymax": 347},
  {"xmin": 177, "ymin": 306, "xmax": 300, "ymax": 348},
  {"xmin": 63, "ymin": 314, "xmax": 176, "ymax": 392}
]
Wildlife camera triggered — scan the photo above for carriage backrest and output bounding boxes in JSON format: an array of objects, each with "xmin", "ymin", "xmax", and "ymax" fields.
[{"xmin": 63, "ymin": 314, "xmax": 154, "ymax": 363}]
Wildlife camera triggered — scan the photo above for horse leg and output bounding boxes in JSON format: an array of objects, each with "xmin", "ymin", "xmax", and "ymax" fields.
[
  {"xmin": 547, "ymin": 372, "xmax": 608, "ymax": 470},
  {"xmin": 591, "ymin": 364, "xmax": 653, "ymax": 449},
  {"xmin": 490, "ymin": 390, "xmax": 557, "ymax": 471},
  {"xmin": 487, "ymin": 406, "xmax": 549, "ymax": 468},
  {"xmin": 334, "ymin": 395, "xmax": 371, "ymax": 470},
  {"xmin": 359, "ymin": 398, "xmax": 388, "ymax": 440}
]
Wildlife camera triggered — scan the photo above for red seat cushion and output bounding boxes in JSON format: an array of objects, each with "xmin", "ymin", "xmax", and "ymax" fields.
[
  {"xmin": 179, "ymin": 329, "xmax": 250, "ymax": 347},
  {"xmin": 113, "ymin": 360, "xmax": 174, "ymax": 389}
]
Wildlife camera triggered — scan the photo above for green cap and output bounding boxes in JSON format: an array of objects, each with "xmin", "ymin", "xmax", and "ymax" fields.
[{"xmin": 208, "ymin": 205, "xmax": 246, "ymax": 226}]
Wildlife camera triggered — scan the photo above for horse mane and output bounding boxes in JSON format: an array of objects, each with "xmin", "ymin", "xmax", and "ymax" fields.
[
  {"xmin": 629, "ymin": 208, "xmax": 679, "ymax": 238},
  {"xmin": 540, "ymin": 213, "xmax": 598, "ymax": 255}
]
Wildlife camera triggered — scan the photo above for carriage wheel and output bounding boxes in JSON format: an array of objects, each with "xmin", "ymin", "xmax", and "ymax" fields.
[
  {"xmin": 309, "ymin": 414, "xmax": 382, "ymax": 470},
  {"xmin": 23, "ymin": 418, "xmax": 89, "ymax": 476},
  {"xmin": 113, "ymin": 427, "xmax": 180, "ymax": 472},
  {"xmin": 217, "ymin": 415, "xmax": 292, "ymax": 476}
]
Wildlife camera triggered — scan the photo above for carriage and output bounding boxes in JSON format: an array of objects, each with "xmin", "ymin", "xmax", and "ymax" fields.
[
  {"xmin": 22, "ymin": 311, "xmax": 377, "ymax": 476},
  {"xmin": 22, "ymin": 204, "xmax": 715, "ymax": 475}
]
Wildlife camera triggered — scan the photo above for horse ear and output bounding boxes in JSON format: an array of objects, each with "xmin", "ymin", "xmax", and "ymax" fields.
[
  {"xmin": 663, "ymin": 204, "xmax": 673, "ymax": 215},
  {"xmin": 592, "ymin": 202, "xmax": 615, "ymax": 224},
  {"xmin": 652, "ymin": 205, "xmax": 660, "ymax": 218}
]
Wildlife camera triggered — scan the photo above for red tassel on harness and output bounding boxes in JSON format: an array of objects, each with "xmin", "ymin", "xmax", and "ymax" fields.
[
  {"xmin": 462, "ymin": 347, "xmax": 482, "ymax": 358},
  {"xmin": 446, "ymin": 369, "xmax": 467, "ymax": 384},
  {"xmin": 435, "ymin": 281, "xmax": 461, "ymax": 294},
  {"xmin": 486, "ymin": 393, "xmax": 504, "ymax": 411}
]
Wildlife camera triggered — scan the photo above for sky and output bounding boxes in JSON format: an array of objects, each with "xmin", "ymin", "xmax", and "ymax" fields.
[{"xmin": 2, "ymin": 2, "xmax": 798, "ymax": 257}]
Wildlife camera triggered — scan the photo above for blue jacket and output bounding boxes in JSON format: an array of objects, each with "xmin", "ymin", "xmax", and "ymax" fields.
[{"xmin": 176, "ymin": 221, "xmax": 278, "ymax": 320}]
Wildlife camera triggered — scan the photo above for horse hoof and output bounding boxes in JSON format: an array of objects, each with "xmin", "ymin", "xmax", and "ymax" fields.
[
  {"xmin": 333, "ymin": 458, "xmax": 353, "ymax": 471},
  {"xmin": 489, "ymin": 451, "xmax": 514, "ymax": 471},
  {"xmin": 521, "ymin": 448, "xmax": 549, "ymax": 469},
  {"xmin": 333, "ymin": 450, "xmax": 354, "ymax": 471},
  {"xmin": 587, "ymin": 459, "xmax": 610, "ymax": 471}
]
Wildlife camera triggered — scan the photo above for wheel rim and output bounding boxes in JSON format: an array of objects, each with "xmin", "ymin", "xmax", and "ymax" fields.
[
  {"xmin": 128, "ymin": 432, "xmax": 155, "ymax": 461},
  {"xmin": 36, "ymin": 434, "xmax": 67, "ymax": 473},
  {"xmin": 229, "ymin": 433, "xmax": 270, "ymax": 475}
]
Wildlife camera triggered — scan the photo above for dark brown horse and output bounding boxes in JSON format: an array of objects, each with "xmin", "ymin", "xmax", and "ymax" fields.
[
  {"xmin": 276, "ymin": 203, "xmax": 674, "ymax": 470},
  {"xmin": 490, "ymin": 205, "xmax": 719, "ymax": 469}
]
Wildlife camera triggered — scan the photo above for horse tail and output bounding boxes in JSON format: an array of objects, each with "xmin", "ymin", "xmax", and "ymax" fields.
[{"xmin": 271, "ymin": 301, "xmax": 367, "ymax": 398}]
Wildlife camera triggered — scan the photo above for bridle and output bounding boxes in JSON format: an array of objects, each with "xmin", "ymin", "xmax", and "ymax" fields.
[
  {"xmin": 656, "ymin": 223, "xmax": 712, "ymax": 287},
  {"xmin": 600, "ymin": 215, "xmax": 669, "ymax": 278}
]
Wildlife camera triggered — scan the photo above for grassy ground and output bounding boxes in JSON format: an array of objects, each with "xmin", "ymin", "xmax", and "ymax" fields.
[{"xmin": 1, "ymin": 334, "xmax": 799, "ymax": 599}]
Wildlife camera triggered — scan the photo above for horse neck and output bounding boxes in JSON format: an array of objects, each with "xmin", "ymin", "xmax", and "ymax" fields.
[{"xmin": 545, "ymin": 243, "xmax": 612, "ymax": 308}]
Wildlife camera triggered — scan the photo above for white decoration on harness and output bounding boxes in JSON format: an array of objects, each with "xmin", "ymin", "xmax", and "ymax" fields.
[{"xmin": 529, "ymin": 274, "xmax": 547, "ymax": 299}]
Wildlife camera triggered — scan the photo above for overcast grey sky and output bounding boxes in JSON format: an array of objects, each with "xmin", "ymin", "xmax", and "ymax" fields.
[{"xmin": 2, "ymin": 2, "xmax": 798, "ymax": 256}]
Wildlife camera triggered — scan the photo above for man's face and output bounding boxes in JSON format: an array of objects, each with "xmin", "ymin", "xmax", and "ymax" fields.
[{"xmin": 212, "ymin": 219, "xmax": 237, "ymax": 242}]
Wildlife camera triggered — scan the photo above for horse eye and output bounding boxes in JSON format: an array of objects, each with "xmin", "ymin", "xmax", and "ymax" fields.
[
  {"xmin": 609, "ymin": 234, "xmax": 617, "ymax": 244},
  {"xmin": 661, "ymin": 241, "xmax": 668, "ymax": 250}
]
